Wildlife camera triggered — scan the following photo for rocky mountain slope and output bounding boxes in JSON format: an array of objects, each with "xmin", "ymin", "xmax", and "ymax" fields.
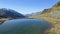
[
  {"xmin": 0, "ymin": 8, "xmax": 25, "ymax": 24},
  {"xmin": 29, "ymin": 1, "xmax": 60, "ymax": 34}
]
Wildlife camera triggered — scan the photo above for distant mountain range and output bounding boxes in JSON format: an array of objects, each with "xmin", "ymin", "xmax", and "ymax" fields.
[
  {"xmin": 29, "ymin": 1, "xmax": 60, "ymax": 34},
  {"xmin": 0, "ymin": 8, "xmax": 25, "ymax": 19},
  {"xmin": 0, "ymin": 8, "xmax": 25, "ymax": 24}
]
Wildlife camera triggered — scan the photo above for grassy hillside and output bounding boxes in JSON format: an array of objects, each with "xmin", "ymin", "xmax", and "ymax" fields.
[{"xmin": 29, "ymin": 1, "xmax": 60, "ymax": 34}]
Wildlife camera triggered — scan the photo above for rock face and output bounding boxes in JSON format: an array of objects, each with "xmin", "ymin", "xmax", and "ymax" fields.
[
  {"xmin": 0, "ymin": 8, "xmax": 25, "ymax": 19},
  {"xmin": 0, "ymin": 19, "xmax": 51, "ymax": 34}
]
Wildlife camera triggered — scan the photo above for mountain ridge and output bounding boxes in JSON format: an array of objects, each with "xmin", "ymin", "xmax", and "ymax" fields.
[{"xmin": 29, "ymin": 1, "xmax": 60, "ymax": 34}]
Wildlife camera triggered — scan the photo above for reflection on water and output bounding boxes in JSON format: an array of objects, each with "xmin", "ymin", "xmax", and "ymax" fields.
[{"xmin": 0, "ymin": 19, "xmax": 51, "ymax": 34}]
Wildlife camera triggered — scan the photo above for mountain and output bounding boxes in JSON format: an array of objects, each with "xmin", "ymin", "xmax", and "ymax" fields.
[
  {"xmin": 0, "ymin": 8, "xmax": 25, "ymax": 19},
  {"xmin": 0, "ymin": 8, "xmax": 25, "ymax": 24},
  {"xmin": 29, "ymin": 1, "xmax": 60, "ymax": 34}
]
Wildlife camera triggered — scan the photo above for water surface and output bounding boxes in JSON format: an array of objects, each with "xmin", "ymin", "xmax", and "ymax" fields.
[{"xmin": 0, "ymin": 19, "xmax": 51, "ymax": 34}]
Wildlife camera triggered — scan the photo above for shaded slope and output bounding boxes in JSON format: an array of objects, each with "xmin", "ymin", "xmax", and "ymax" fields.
[
  {"xmin": 0, "ymin": 8, "xmax": 25, "ymax": 24},
  {"xmin": 0, "ymin": 8, "xmax": 25, "ymax": 19}
]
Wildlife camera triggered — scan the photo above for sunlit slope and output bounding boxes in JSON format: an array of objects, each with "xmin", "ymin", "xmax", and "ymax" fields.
[
  {"xmin": 29, "ymin": 9, "xmax": 60, "ymax": 25},
  {"xmin": 29, "ymin": 1, "xmax": 60, "ymax": 34}
]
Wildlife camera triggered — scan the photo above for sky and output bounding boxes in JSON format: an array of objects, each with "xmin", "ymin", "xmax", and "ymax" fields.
[{"xmin": 0, "ymin": 0, "xmax": 59, "ymax": 15}]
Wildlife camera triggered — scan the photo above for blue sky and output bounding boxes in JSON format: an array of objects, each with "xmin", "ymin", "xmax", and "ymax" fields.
[{"xmin": 0, "ymin": 0, "xmax": 59, "ymax": 15}]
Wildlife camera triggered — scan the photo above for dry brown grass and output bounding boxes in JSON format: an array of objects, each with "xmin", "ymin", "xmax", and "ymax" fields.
[
  {"xmin": 0, "ymin": 18, "xmax": 13, "ymax": 24},
  {"xmin": 29, "ymin": 10, "xmax": 60, "ymax": 34}
]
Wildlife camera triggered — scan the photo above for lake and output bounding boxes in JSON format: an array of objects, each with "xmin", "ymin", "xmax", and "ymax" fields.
[{"xmin": 0, "ymin": 19, "xmax": 51, "ymax": 34}]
